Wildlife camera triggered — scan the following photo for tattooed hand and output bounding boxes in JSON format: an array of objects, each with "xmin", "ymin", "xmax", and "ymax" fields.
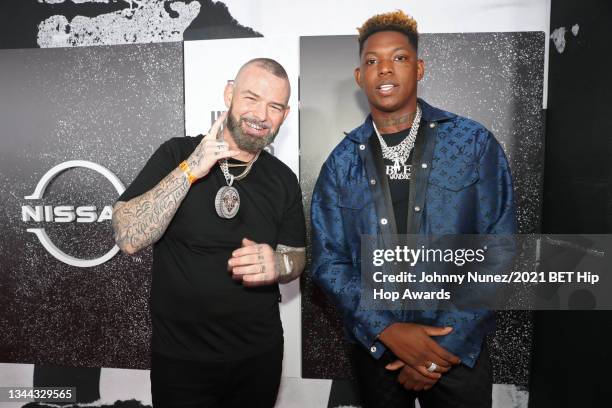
[
  {"xmin": 186, "ymin": 112, "xmax": 239, "ymax": 179},
  {"xmin": 227, "ymin": 238, "xmax": 306, "ymax": 286},
  {"xmin": 228, "ymin": 238, "xmax": 278, "ymax": 286}
]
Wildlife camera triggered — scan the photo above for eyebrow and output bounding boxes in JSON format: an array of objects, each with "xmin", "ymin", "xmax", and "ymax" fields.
[
  {"xmin": 363, "ymin": 47, "xmax": 411, "ymax": 57},
  {"xmin": 242, "ymin": 89, "xmax": 287, "ymax": 109}
]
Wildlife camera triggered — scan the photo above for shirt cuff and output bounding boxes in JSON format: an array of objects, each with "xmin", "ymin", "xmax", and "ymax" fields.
[{"xmin": 352, "ymin": 314, "xmax": 396, "ymax": 360}]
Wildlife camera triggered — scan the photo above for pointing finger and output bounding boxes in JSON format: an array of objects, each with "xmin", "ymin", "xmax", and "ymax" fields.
[{"xmin": 204, "ymin": 111, "xmax": 227, "ymax": 140}]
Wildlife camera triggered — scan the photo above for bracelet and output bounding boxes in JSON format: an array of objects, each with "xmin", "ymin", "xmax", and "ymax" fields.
[
  {"xmin": 179, "ymin": 161, "xmax": 198, "ymax": 185},
  {"xmin": 281, "ymin": 253, "xmax": 293, "ymax": 277}
]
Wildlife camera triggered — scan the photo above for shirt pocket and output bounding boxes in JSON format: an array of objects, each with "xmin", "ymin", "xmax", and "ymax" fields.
[
  {"xmin": 338, "ymin": 184, "xmax": 371, "ymax": 209},
  {"xmin": 428, "ymin": 162, "xmax": 479, "ymax": 192},
  {"xmin": 337, "ymin": 184, "xmax": 373, "ymax": 264}
]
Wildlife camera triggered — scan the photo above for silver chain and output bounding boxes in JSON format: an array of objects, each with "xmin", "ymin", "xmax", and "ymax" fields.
[
  {"xmin": 220, "ymin": 151, "xmax": 260, "ymax": 187},
  {"xmin": 373, "ymin": 104, "xmax": 422, "ymax": 168}
]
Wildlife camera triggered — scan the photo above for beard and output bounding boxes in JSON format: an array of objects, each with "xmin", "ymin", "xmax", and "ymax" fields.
[{"xmin": 226, "ymin": 107, "xmax": 279, "ymax": 153}]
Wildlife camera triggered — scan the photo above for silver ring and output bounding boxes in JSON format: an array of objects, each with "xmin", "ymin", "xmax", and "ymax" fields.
[{"xmin": 426, "ymin": 362, "xmax": 437, "ymax": 373}]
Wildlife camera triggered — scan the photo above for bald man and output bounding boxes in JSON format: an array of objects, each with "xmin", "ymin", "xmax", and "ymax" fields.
[{"xmin": 112, "ymin": 58, "xmax": 306, "ymax": 407}]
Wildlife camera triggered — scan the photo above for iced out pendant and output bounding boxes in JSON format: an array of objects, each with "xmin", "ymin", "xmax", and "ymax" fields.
[
  {"xmin": 393, "ymin": 159, "xmax": 402, "ymax": 173},
  {"xmin": 215, "ymin": 186, "xmax": 240, "ymax": 219}
]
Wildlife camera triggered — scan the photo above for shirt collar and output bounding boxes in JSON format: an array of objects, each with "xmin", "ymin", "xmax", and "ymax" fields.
[{"xmin": 346, "ymin": 98, "xmax": 456, "ymax": 143}]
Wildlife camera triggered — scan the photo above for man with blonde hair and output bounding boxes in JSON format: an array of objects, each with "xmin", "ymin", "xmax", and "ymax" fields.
[{"xmin": 311, "ymin": 11, "xmax": 516, "ymax": 408}]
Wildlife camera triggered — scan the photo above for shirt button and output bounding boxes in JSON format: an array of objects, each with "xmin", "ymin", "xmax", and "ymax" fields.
[
  {"xmin": 421, "ymin": 163, "xmax": 428, "ymax": 169},
  {"xmin": 359, "ymin": 144, "xmax": 366, "ymax": 150},
  {"xmin": 370, "ymin": 346, "xmax": 377, "ymax": 353},
  {"xmin": 370, "ymin": 179, "xmax": 376, "ymax": 185},
  {"xmin": 429, "ymin": 122, "xmax": 436, "ymax": 128},
  {"xmin": 414, "ymin": 206, "xmax": 421, "ymax": 212},
  {"xmin": 380, "ymin": 218, "xmax": 388, "ymax": 225}
]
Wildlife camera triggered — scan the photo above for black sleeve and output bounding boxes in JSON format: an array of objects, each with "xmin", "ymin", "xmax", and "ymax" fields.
[
  {"xmin": 116, "ymin": 140, "xmax": 179, "ymax": 203},
  {"xmin": 276, "ymin": 173, "xmax": 307, "ymax": 248}
]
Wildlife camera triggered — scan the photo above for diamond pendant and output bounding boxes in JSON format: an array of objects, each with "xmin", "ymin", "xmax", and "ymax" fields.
[
  {"xmin": 393, "ymin": 159, "xmax": 402, "ymax": 173},
  {"xmin": 215, "ymin": 186, "xmax": 240, "ymax": 219}
]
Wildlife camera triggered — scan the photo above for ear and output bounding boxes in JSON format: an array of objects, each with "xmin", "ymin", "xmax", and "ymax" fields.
[
  {"xmin": 354, "ymin": 66, "xmax": 363, "ymax": 88},
  {"xmin": 416, "ymin": 59, "xmax": 425, "ymax": 81},
  {"xmin": 281, "ymin": 105, "xmax": 291, "ymax": 122},
  {"xmin": 223, "ymin": 81, "xmax": 234, "ymax": 108}
]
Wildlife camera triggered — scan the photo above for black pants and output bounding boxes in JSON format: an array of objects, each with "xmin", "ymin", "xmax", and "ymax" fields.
[
  {"xmin": 351, "ymin": 342, "xmax": 492, "ymax": 408},
  {"xmin": 150, "ymin": 342, "xmax": 283, "ymax": 408}
]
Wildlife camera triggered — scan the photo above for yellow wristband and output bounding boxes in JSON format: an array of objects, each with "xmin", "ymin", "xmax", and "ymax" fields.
[{"xmin": 179, "ymin": 161, "xmax": 198, "ymax": 185}]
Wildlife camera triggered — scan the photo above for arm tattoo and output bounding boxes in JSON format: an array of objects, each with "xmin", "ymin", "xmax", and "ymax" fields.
[
  {"xmin": 112, "ymin": 167, "xmax": 190, "ymax": 254},
  {"xmin": 275, "ymin": 244, "xmax": 306, "ymax": 283}
]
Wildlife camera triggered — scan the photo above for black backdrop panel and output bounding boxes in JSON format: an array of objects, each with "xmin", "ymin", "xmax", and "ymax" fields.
[
  {"xmin": 0, "ymin": 42, "xmax": 183, "ymax": 369},
  {"xmin": 300, "ymin": 32, "xmax": 545, "ymax": 386},
  {"xmin": 531, "ymin": 1, "xmax": 612, "ymax": 406}
]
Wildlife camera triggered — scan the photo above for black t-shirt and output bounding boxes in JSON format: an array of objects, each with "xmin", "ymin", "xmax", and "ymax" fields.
[
  {"xmin": 380, "ymin": 129, "xmax": 413, "ymax": 235},
  {"xmin": 117, "ymin": 135, "xmax": 306, "ymax": 362}
]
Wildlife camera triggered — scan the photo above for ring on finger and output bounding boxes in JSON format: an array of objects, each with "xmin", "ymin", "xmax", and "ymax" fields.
[{"xmin": 426, "ymin": 362, "xmax": 438, "ymax": 373}]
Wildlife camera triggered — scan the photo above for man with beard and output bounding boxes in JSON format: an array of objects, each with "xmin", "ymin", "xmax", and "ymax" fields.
[
  {"xmin": 310, "ymin": 11, "xmax": 517, "ymax": 408},
  {"xmin": 112, "ymin": 58, "xmax": 306, "ymax": 407}
]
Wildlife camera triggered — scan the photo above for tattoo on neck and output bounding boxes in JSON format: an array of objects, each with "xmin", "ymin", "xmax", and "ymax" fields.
[{"xmin": 375, "ymin": 111, "xmax": 417, "ymax": 130}]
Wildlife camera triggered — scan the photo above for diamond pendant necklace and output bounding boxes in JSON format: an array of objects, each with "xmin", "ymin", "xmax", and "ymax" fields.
[
  {"xmin": 214, "ymin": 151, "xmax": 260, "ymax": 219},
  {"xmin": 373, "ymin": 104, "xmax": 422, "ymax": 170}
]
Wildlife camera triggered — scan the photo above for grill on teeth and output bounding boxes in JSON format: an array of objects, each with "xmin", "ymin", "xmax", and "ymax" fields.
[{"xmin": 380, "ymin": 85, "xmax": 394, "ymax": 90}]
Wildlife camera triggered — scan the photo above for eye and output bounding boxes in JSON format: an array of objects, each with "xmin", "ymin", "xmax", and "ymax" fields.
[
  {"xmin": 270, "ymin": 105, "xmax": 283, "ymax": 112},
  {"xmin": 366, "ymin": 58, "xmax": 377, "ymax": 65},
  {"xmin": 394, "ymin": 55, "xmax": 409, "ymax": 62},
  {"xmin": 245, "ymin": 96, "xmax": 256, "ymax": 100}
]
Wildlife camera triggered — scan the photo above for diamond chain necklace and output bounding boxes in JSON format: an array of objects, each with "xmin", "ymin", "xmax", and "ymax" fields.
[
  {"xmin": 219, "ymin": 151, "xmax": 260, "ymax": 186},
  {"xmin": 373, "ymin": 104, "xmax": 422, "ymax": 170}
]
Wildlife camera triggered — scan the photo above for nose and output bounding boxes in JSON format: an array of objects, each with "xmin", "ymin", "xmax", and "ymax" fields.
[
  {"xmin": 253, "ymin": 101, "xmax": 268, "ymax": 122},
  {"xmin": 378, "ymin": 58, "xmax": 393, "ymax": 76}
]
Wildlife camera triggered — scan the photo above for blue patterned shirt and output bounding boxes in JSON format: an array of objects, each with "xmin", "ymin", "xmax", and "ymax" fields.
[{"xmin": 310, "ymin": 98, "xmax": 517, "ymax": 367}]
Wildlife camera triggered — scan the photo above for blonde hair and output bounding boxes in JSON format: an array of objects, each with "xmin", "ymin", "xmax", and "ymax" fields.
[{"xmin": 357, "ymin": 10, "xmax": 419, "ymax": 54}]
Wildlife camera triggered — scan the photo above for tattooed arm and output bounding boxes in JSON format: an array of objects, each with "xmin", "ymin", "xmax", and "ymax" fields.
[
  {"xmin": 112, "ymin": 113, "xmax": 238, "ymax": 254},
  {"xmin": 112, "ymin": 167, "xmax": 190, "ymax": 254}
]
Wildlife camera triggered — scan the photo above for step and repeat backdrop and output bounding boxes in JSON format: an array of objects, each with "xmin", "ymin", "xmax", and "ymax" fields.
[{"xmin": 0, "ymin": 1, "xmax": 550, "ymax": 407}]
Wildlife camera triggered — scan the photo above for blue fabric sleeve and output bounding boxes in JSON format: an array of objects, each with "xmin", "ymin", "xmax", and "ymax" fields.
[{"xmin": 310, "ymin": 156, "xmax": 396, "ymax": 358}]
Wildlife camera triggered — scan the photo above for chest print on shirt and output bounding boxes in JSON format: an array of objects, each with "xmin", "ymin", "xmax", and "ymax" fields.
[{"xmin": 385, "ymin": 163, "xmax": 412, "ymax": 180}]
